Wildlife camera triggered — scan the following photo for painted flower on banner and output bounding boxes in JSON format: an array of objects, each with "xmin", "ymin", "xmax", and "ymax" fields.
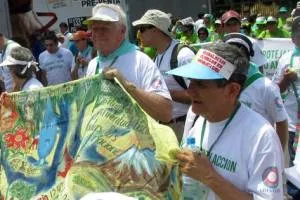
[{"xmin": 4, "ymin": 128, "xmax": 30, "ymax": 150}]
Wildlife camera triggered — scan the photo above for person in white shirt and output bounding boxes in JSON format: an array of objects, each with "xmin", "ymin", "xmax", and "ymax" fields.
[
  {"xmin": 0, "ymin": 46, "xmax": 43, "ymax": 91},
  {"xmin": 39, "ymin": 31, "xmax": 73, "ymax": 86},
  {"xmin": 272, "ymin": 16, "xmax": 300, "ymax": 199},
  {"xmin": 132, "ymin": 9, "xmax": 195, "ymax": 140},
  {"xmin": 0, "ymin": 33, "xmax": 20, "ymax": 92},
  {"xmin": 59, "ymin": 22, "xmax": 73, "ymax": 48},
  {"xmin": 223, "ymin": 33, "xmax": 288, "ymax": 149},
  {"xmin": 85, "ymin": 3, "xmax": 172, "ymax": 123},
  {"xmin": 168, "ymin": 42, "xmax": 283, "ymax": 200}
]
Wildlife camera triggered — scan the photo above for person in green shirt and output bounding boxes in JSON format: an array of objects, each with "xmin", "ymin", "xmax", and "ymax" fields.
[
  {"xmin": 210, "ymin": 19, "xmax": 224, "ymax": 41},
  {"xmin": 196, "ymin": 24, "xmax": 210, "ymax": 43},
  {"xmin": 258, "ymin": 16, "xmax": 291, "ymax": 38},
  {"xmin": 251, "ymin": 16, "xmax": 266, "ymax": 38},
  {"xmin": 176, "ymin": 17, "xmax": 198, "ymax": 44},
  {"xmin": 278, "ymin": 6, "xmax": 289, "ymax": 29}
]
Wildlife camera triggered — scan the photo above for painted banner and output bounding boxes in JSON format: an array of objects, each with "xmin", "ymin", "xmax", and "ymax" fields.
[
  {"xmin": 0, "ymin": 75, "xmax": 181, "ymax": 200},
  {"xmin": 256, "ymin": 38, "xmax": 294, "ymax": 78}
]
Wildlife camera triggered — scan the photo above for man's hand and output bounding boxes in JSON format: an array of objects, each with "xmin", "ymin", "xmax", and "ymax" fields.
[
  {"xmin": 283, "ymin": 68, "xmax": 297, "ymax": 83},
  {"xmin": 176, "ymin": 149, "xmax": 215, "ymax": 185},
  {"xmin": 102, "ymin": 67, "xmax": 136, "ymax": 92}
]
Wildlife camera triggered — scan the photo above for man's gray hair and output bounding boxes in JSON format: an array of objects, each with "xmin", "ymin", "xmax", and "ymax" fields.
[{"xmin": 205, "ymin": 42, "xmax": 249, "ymax": 79}]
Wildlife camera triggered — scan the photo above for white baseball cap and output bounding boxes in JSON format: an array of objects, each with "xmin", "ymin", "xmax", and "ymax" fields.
[{"xmin": 84, "ymin": 4, "xmax": 120, "ymax": 25}]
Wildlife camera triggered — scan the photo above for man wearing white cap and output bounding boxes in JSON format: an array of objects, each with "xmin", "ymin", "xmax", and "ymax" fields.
[
  {"xmin": 85, "ymin": 3, "xmax": 172, "ymax": 123},
  {"xmin": 132, "ymin": 9, "xmax": 194, "ymax": 140},
  {"xmin": 169, "ymin": 42, "xmax": 283, "ymax": 199}
]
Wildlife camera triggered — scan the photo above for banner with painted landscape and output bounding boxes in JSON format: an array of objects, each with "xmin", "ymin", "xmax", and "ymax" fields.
[{"xmin": 0, "ymin": 75, "xmax": 181, "ymax": 200}]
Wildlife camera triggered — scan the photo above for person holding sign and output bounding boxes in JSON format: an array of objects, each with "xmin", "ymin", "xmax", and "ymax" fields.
[
  {"xmin": 169, "ymin": 42, "xmax": 283, "ymax": 200},
  {"xmin": 273, "ymin": 16, "xmax": 300, "ymax": 199},
  {"xmin": 85, "ymin": 3, "xmax": 172, "ymax": 123}
]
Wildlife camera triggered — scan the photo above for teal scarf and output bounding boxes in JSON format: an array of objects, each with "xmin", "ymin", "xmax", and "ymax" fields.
[{"xmin": 97, "ymin": 39, "xmax": 137, "ymax": 62}]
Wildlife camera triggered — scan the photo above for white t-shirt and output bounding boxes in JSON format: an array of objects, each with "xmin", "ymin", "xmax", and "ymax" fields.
[
  {"xmin": 0, "ymin": 40, "xmax": 20, "ymax": 92},
  {"xmin": 71, "ymin": 46, "xmax": 93, "ymax": 78},
  {"xmin": 86, "ymin": 50, "xmax": 171, "ymax": 100},
  {"xmin": 272, "ymin": 51, "xmax": 298, "ymax": 132},
  {"xmin": 182, "ymin": 104, "xmax": 284, "ymax": 200},
  {"xmin": 240, "ymin": 77, "xmax": 287, "ymax": 125},
  {"xmin": 39, "ymin": 47, "xmax": 73, "ymax": 86},
  {"xmin": 22, "ymin": 77, "xmax": 43, "ymax": 91},
  {"xmin": 154, "ymin": 40, "xmax": 195, "ymax": 119}
]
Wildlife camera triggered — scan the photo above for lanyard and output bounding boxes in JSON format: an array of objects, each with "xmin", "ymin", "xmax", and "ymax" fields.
[
  {"xmin": 155, "ymin": 41, "xmax": 172, "ymax": 69},
  {"xmin": 199, "ymin": 102, "xmax": 241, "ymax": 155},
  {"xmin": 95, "ymin": 56, "xmax": 119, "ymax": 74}
]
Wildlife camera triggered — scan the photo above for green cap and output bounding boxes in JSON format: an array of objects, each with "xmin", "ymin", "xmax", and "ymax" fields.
[
  {"xmin": 255, "ymin": 16, "xmax": 266, "ymax": 25},
  {"xmin": 279, "ymin": 7, "xmax": 288, "ymax": 13}
]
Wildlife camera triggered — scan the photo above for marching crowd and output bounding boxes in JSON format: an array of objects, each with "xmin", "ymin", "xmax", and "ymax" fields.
[{"xmin": 1, "ymin": 2, "xmax": 300, "ymax": 200}]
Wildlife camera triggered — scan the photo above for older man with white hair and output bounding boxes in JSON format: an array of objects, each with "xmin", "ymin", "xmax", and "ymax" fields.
[{"xmin": 85, "ymin": 3, "xmax": 172, "ymax": 123}]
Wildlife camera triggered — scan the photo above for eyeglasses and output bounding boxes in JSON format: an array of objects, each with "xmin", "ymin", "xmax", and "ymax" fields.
[{"xmin": 139, "ymin": 25, "xmax": 155, "ymax": 33}]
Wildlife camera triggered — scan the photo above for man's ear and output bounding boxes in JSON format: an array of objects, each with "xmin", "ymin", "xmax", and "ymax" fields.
[{"xmin": 225, "ymin": 82, "xmax": 241, "ymax": 100}]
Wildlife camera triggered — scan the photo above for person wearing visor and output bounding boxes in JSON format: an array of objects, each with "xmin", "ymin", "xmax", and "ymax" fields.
[
  {"xmin": 168, "ymin": 42, "xmax": 283, "ymax": 200},
  {"xmin": 0, "ymin": 46, "xmax": 43, "ymax": 92},
  {"xmin": 259, "ymin": 16, "xmax": 290, "ymax": 39},
  {"xmin": 273, "ymin": 16, "xmax": 300, "ymax": 199},
  {"xmin": 84, "ymin": 3, "xmax": 172, "ymax": 123}
]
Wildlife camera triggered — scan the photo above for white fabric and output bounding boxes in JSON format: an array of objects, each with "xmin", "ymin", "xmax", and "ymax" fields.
[
  {"xmin": 154, "ymin": 39, "xmax": 194, "ymax": 119},
  {"xmin": 182, "ymin": 104, "xmax": 284, "ymax": 200},
  {"xmin": 71, "ymin": 47, "xmax": 93, "ymax": 78},
  {"xmin": 80, "ymin": 192, "xmax": 136, "ymax": 200},
  {"xmin": 249, "ymin": 37, "xmax": 268, "ymax": 67},
  {"xmin": 22, "ymin": 77, "xmax": 43, "ymax": 91},
  {"xmin": 39, "ymin": 47, "xmax": 73, "ymax": 86},
  {"xmin": 240, "ymin": 77, "xmax": 287, "ymax": 125},
  {"xmin": 196, "ymin": 49, "xmax": 236, "ymax": 80},
  {"xmin": 62, "ymin": 32, "xmax": 73, "ymax": 48},
  {"xmin": 272, "ymin": 51, "xmax": 298, "ymax": 132},
  {"xmin": 86, "ymin": 50, "xmax": 171, "ymax": 100},
  {"xmin": 0, "ymin": 40, "xmax": 20, "ymax": 92},
  {"xmin": 0, "ymin": 55, "xmax": 39, "ymax": 74}
]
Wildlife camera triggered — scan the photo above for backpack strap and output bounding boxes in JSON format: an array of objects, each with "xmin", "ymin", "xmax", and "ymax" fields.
[{"xmin": 170, "ymin": 43, "xmax": 194, "ymax": 89}]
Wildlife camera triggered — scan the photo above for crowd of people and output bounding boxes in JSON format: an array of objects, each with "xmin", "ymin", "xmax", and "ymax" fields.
[{"xmin": 1, "ymin": 1, "xmax": 300, "ymax": 200}]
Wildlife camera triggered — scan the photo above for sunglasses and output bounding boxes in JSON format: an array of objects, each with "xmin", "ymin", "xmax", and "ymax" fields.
[{"xmin": 139, "ymin": 25, "xmax": 155, "ymax": 33}]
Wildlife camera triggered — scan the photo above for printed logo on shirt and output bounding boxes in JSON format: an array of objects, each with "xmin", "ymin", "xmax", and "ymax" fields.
[
  {"xmin": 262, "ymin": 167, "xmax": 279, "ymax": 188},
  {"xmin": 274, "ymin": 97, "xmax": 283, "ymax": 109}
]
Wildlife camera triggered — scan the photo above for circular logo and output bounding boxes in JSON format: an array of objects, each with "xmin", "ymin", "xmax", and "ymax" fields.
[{"xmin": 262, "ymin": 167, "xmax": 279, "ymax": 188}]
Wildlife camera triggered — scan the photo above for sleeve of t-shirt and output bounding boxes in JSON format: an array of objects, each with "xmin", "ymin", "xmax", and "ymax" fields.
[
  {"xmin": 38, "ymin": 53, "xmax": 45, "ymax": 70},
  {"xmin": 265, "ymin": 80, "xmax": 288, "ymax": 123},
  {"xmin": 86, "ymin": 57, "xmax": 97, "ymax": 77},
  {"xmin": 247, "ymin": 126, "xmax": 284, "ymax": 200},
  {"xmin": 139, "ymin": 53, "xmax": 171, "ymax": 100},
  {"xmin": 272, "ymin": 53, "xmax": 289, "ymax": 84}
]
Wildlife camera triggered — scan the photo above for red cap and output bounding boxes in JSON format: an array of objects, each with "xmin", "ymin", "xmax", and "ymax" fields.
[
  {"xmin": 221, "ymin": 10, "xmax": 241, "ymax": 24},
  {"xmin": 71, "ymin": 31, "xmax": 88, "ymax": 41}
]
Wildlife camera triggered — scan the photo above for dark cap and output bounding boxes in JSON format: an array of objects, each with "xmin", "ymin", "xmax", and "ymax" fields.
[{"xmin": 221, "ymin": 10, "xmax": 241, "ymax": 24}]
